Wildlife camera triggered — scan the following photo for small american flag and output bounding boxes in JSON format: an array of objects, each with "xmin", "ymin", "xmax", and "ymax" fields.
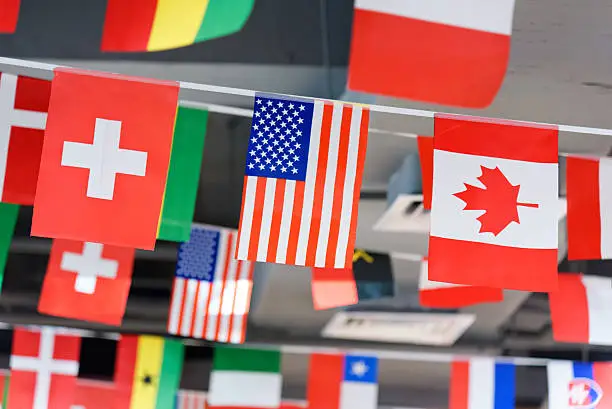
[
  {"xmin": 236, "ymin": 94, "xmax": 369, "ymax": 268},
  {"xmin": 176, "ymin": 390, "xmax": 207, "ymax": 409},
  {"xmin": 166, "ymin": 225, "xmax": 254, "ymax": 344}
]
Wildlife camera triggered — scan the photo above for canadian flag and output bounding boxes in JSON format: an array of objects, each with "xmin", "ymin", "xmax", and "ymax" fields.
[
  {"xmin": 31, "ymin": 68, "xmax": 179, "ymax": 250},
  {"xmin": 549, "ymin": 274, "xmax": 612, "ymax": 346},
  {"xmin": 419, "ymin": 258, "xmax": 503, "ymax": 308},
  {"xmin": 428, "ymin": 114, "xmax": 559, "ymax": 292},
  {"xmin": 566, "ymin": 156, "xmax": 612, "ymax": 260},
  {"xmin": 8, "ymin": 326, "xmax": 81, "ymax": 409},
  {"xmin": 37, "ymin": 239, "xmax": 135, "ymax": 325},
  {"xmin": 0, "ymin": 72, "xmax": 51, "ymax": 205},
  {"xmin": 347, "ymin": 0, "xmax": 516, "ymax": 108}
]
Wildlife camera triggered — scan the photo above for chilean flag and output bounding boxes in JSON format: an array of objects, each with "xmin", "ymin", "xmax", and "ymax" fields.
[
  {"xmin": 307, "ymin": 353, "xmax": 379, "ymax": 409},
  {"xmin": 547, "ymin": 361, "xmax": 612, "ymax": 409},
  {"xmin": 449, "ymin": 358, "xmax": 515, "ymax": 409},
  {"xmin": 549, "ymin": 274, "xmax": 612, "ymax": 346},
  {"xmin": 566, "ymin": 156, "xmax": 612, "ymax": 260},
  {"xmin": 348, "ymin": 0, "xmax": 516, "ymax": 108}
]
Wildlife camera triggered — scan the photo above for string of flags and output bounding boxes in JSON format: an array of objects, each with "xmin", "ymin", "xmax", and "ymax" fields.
[
  {"xmin": 0, "ymin": 57, "xmax": 608, "ymax": 348},
  {"xmin": 0, "ymin": 324, "xmax": 608, "ymax": 409}
]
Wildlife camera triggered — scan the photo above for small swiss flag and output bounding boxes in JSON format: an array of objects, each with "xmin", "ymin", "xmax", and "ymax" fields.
[
  {"xmin": 31, "ymin": 68, "xmax": 179, "ymax": 250},
  {"xmin": 38, "ymin": 239, "xmax": 135, "ymax": 325}
]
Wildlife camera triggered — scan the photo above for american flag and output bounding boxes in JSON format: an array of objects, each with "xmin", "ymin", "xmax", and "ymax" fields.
[
  {"xmin": 236, "ymin": 94, "xmax": 369, "ymax": 269},
  {"xmin": 176, "ymin": 390, "xmax": 207, "ymax": 409},
  {"xmin": 167, "ymin": 225, "xmax": 254, "ymax": 344}
]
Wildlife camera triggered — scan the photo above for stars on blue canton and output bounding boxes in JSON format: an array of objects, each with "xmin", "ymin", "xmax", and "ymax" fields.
[
  {"xmin": 175, "ymin": 227, "xmax": 220, "ymax": 282},
  {"xmin": 245, "ymin": 95, "xmax": 314, "ymax": 182},
  {"xmin": 343, "ymin": 355, "xmax": 378, "ymax": 384}
]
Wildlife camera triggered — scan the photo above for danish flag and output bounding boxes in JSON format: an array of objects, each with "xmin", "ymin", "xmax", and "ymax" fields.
[{"xmin": 7, "ymin": 326, "xmax": 81, "ymax": 409}]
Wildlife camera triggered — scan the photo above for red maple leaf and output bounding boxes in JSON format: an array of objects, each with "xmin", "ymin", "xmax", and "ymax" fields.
[{"xmin": 453, "ymin": 166, "xmax": 539, "ymax": 236}]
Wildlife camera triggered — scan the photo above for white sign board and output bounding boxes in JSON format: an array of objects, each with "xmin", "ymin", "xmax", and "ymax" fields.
[{"xmin": 321, "ymin": 311, "xmax": 475, "ymax": 346}]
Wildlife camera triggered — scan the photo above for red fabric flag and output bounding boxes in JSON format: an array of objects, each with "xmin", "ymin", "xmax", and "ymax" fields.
[
  {"xmin": 566, "ymin": 156, "xmax": 612, "ymax": 260},
  {"xmin": 549, "ymin": 274, "xmax": 612, "ymax": 345},
  {"xmin": 37, "ymin": 239, "xmax": 135, "ymax": 325},
  {"xmin": 311, "ymin": 267, "xmax": 358, "ymax": 310},
  {"xmin": 417, "ymin": 135, "xmax": 433, "ymax": 210},
  {"xmin": 418, "ymin": 257, "xmax": 503, "ymax": 308},
  {"xmin": 0, "ymin": 72, "xmax": 51, "ymax": 205},
  {"xmin": 31, "ymin": 68, "xmax": 179, "ymax": 250},
  {"xmin": 0, "ymin": 0, "xmax": 20, "ymax": 33},
  {"xmin": 73, "ymin": 380, "xmax": 117, "ymax": 409},
  {"xmin": 8, "ymin": 327, "xmax": 81, "ymax": 409},
  {"xmin": 347, "ymin": 0, "xmax": 514, "ymax": 108},
  {"xmin": 428, "ymin": 114, "xmax": 559, "ymax": 291}
]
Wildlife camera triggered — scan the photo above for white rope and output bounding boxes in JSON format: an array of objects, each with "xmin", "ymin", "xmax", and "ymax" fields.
[{"xmin": 2, "ymin": 56, "xmax": 610, "ymax": 137}]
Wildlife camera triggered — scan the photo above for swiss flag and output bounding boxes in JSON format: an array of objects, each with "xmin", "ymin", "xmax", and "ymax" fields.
[
  {"xmin": 31, "ymin": 68, "xmax": 179, "ymax": 250},
  {"xmin": 8, "ymin": 326, "xmax": 81, "ymax": 409},
  {"xmin": 0, "ymin": 72, "xmax": 51, "ymax": 205},
  {"xmin": 428, "ymin": 114, "xmax": 559, "ymax": 291},
  {"xmin": 38, "ymin": 239, "xmax": 135, "ymax": 325}
]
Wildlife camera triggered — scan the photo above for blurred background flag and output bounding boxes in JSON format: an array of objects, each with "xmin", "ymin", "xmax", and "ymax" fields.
[
  {"xmin": 167, "ymin": 225, "xmax": 254, "ymax": 344},
  {"xmin": 311, "ymin": 249, "xmax": 394, "ymax": 310},
  {"xmin": 0, "ymin": 0, "xmax": 20, "ymax": 33},
  {"xmin": 0, "ymin": 203, "xmax": 18, "ymax": 292},
  {"xmin": 208, "ymin": 346, "xmax": 282, "ymax": 409},
  {"xmin": 101, "ymin": 0, "xmax": 255, "ymax": 52},
  {"xmin": 449, "ymin": 358, "xmax": 515, "ymax": 409},
  {"xmin": 547, "ymin": 361, "xmax": 612, "ymax": 409},
  {"xmin": 307, "ymin": 353, "xmax": 379, "ymax": 409},
  {"xmin": 114, "ymin": 335, "xmax": 184, "ymax": 409}
]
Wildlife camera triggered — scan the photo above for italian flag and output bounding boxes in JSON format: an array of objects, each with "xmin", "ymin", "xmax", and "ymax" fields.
[{"xmin": 208, "ymin": 346, "xmax": 282, "ymax": 409}]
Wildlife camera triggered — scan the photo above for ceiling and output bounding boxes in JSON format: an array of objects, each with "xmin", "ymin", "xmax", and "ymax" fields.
[{"xmin": 1, "ymin": 0, "xmax": 612, "ymax": 407}]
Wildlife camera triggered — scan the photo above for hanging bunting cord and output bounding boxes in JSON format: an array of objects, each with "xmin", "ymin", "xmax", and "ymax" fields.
[
  {"xmin": 1, "ymin": 56, "xmax": 611, "ymax": 138},
  {"xmin": 0, "ymin": 321, "xmax": 556, "ymax": 366}
]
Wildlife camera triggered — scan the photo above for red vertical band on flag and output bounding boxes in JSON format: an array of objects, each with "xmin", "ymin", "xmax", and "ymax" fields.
[
  {"xmin": 449, "ymin": 361, "xmax": 469, "ymax": 409},
  {"xmin": 326, "ymin": 106, "xmax": 353, "ymax": 267},
  {"xmin": 417, "ymin": 136, "xmax": 434, "ymax": 210},
  {"xmin": 344, "ymin": 109, "xmax": 369, "ymax": 268},
  {"xmin": 566, "ymin": 156, "xmax": 601, "ymax": 260},
  {"xmin": 434, "ymin": 114, "xmax": 559, "ymax": 163},
  {"xmin": 307, "ymin": 354, "xmax": 344, "ymax": 409},
  {"xmin": 101, "ymin": 0, "xmax": 159, "ymax": 52},
  {"xmin": 267, "ymin": 179, "xmax": 287, "ymax": 262},
  {"xmin": 549, "ymin": 274, "xmax": 590, "ymax": 344},
  {"xmin": 113, "ymin": 335, "xmax": 138, "ymax": 409},
  {"xmin": 0, "ymin": 0, "xmax": 20, "ymax": 33}
]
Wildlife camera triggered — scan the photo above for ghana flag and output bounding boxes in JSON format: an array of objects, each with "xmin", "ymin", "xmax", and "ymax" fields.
[
  {"xmin": 114, "ymin": 335, "xmax": 185, "ymax": 409},
  {"xmin": 101, "ymin": 0, "xmax": 255, "ymax": 52}
]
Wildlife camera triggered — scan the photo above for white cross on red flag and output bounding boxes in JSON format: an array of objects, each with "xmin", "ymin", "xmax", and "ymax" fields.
[
  {"xmin": 8, "ymin": 326, "xmax": 81, "ymax": 409},
  {"xmin": 38, "ymin": 239, "xmax": 135, "ymax": 325}
]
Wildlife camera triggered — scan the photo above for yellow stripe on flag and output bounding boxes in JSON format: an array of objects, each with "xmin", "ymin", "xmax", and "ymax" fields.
[
  {"xmin": 147, "ymin": 0, "xmax": 211, "ymax": 51},
  {"xmin": 130, "ymin": 336, "xmax": 164, "ymax": 409}
]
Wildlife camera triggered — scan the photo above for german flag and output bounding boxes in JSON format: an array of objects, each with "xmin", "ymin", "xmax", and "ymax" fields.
[
  {"xmin": 114, "ymin": 335, "xmax": 185, "ymax": 409},
  {"xmin": 101, "ymin": 0, "xmax": 255, "ymax": 52}
]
